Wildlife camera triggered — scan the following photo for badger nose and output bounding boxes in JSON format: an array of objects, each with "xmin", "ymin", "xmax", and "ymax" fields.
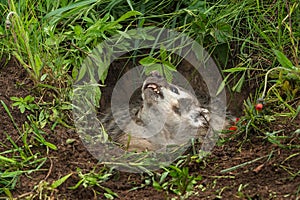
[{"xmin": 150, "ymin": 70, "xmax": 162, "ymax": 78}]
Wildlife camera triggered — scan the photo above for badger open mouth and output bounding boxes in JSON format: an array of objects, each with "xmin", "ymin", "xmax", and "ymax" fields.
[
  {"xmin": 145, "ymin": 83, "xmax": 160, "ymax": 93},
  {"xmin": 144, "ymin": 83, "xmax": 164, "ymax": 98}
]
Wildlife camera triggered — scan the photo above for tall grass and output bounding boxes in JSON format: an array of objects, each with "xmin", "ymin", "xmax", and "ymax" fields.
[{"xmin": 1, "ymin": 0, "xmax": 298, "ymax": 139}]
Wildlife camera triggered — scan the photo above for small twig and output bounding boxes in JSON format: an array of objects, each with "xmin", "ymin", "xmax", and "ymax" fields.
[
  {"xmin": 16, "ymin": 192, "xmax": 34, "ymax": 199},
  {"xmin": 68, "ymin": 42, "xmax": 89, "ymax": 55},
  {"xmin": 44, "ymin": 157, "xmax": 53, "ymax": 181}
]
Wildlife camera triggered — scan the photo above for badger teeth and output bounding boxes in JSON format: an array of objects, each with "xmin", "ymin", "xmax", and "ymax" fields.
[
  {"xmin": 147, "ymin": 84, "xmax": 158, "ymax": 89},
  {"xmin": 146, "ymin": 83, "xmax": 160, "ymax": 94},
  {"xmin": 153, "ymin": 88, "xmax": 160, "ymax": 94}
]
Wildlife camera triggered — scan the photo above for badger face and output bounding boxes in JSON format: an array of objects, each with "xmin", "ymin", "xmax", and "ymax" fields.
[{"xmin": 140, "ymin": 71, "xmax": 210, "ymax": 131}]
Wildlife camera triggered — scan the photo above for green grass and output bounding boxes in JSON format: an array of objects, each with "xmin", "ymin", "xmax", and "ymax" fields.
[
  {"xmin": 0, "ymin": 101, "xmax": 48, "ymax": 195},
  {"xmin": 0, "ymin": 0, "xmax": 299, "ymax": 199}
]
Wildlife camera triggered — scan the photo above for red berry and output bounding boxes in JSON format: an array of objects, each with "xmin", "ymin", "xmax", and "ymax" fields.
[
  {"xmin": 255, "ymin": 103, "xmax": 263, "ymax": 111},
  {"xmin": 229, "ymin": 126, "xmax": 238, "ymax": 131}
]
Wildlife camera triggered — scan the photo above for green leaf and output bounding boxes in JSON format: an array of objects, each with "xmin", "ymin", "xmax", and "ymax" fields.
[
  {"xmin": 3, "ymin": 188, "xmax": 13, "ymax": 199},
  {"xmin": 44, "ymin": 141, "xmax": 57, "ymax": 150},
  {"xmin": 162, "ymin": 61, "xmax": 176, "ymax": 72},
  {"xmin": 24, "ymin": 95, "xmax": 34, "ymax": 102},
  {"xmin": 162, "ymin": 67, "xmax": 174, "ymax": 83},
  {"xmin": 100, "ymin": 186, "xmax": 118, "ymax": 198},
  {"xmin": 152, "ymin": 179, "xmax": 163, "ymax": 190},
  {"xmin": 82, "ymin": 16, "xmax": 94, "ymax": 24},
  {"xmin": 72, "ymin": 67, "xmax": 79, "ymax": 80},
  {"xmin": 51, "ymin": 173, "xmax": 73, "ymax": 189},
  {"xmin": 160, "ymin": 171, "xmax": 169, "ymax": 183},
  {"xmin": 232, "ymin": 73, "xmax": 245, "ymax": 92},
  {"xmin": 292, "ymin": 105, "xmax": 300, "ymax": 121},
  {"xmin": 139, "ymin": 56, "xmax": 159, "ymax": 66},
  {"xmin": 213, "ymin": 22, "xmax": 233, "ymax": 43},
  {"xmin": 1, "ymin": 170, "xmax": 24, "ymax": 178},
  {"xmin": 10, "ymin": 96, "xmax": 22, "ymax": 102},
  {"xmin": 160, "ymin": 45, "xmax": 167, "ymax": 61},
  {"xmin": 69, "ymin": 179, "xmax": 84, "ymax": 190},
  {"xmin": 126, "ymin": 0, "xmax": 134, "ymax": 11},
  {"xmin": 74, "ymin": 25, "xmax": 83, "ymax": 36},
  {"xmin": 273, "ymin": 49, "xmax": 294, "ymax": 69},
  {"xmin": 20, "ymin": 106, "xmax": 26, "ymax": 114},
  {"xmin": 44, "ymin": 0, "xmax": 97, "ymax": 20},
  {"xmin": 143, "ymin": 64, "xmax": 162, "ymax": 75},
  {"xmin": 34, "ymin": 54, "xmax": 43, "ymax": 78},
  {"xmin": 29, "ymin": 103, "xmax": 38, "ymax": 110},
  {"xmin": 116, "ymin": 30, "xmax": 131, "ymax": 39},
  {"xmin": 216, "ymin": 75, "xmax": 229, "ymax": 96},
  {"xmin": 116, "ymin": 11, "xmax": 142, "ymax": 23},
  {"xmin": 104, "ymin": 193, "xmax": 114, "ymax": 199},
  {"xmin": 11, "ymin": 102, "xmax": 21, "ymax": 107},
  {"xmin": 76, "ymin": 63, "xmax": 87, "ymax": 82},
  {"xmin": 40, "ymin": 74, "xmax": 48, "ymax": 82}
]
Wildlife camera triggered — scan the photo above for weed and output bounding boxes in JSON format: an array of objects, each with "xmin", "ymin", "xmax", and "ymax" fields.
[
  {"xmin": 153, "ymin": 159, "xmax": 202, "ymax": 199},
  {"xmin": 11, "ymin": 95, "xmax": 38, "ymax": 113},
  {"xmin": 15, "ymin": 173, "xmax": 73, "ymax": 199},
  {"xmin": 0, "ymin": 136, "xmax": 47, "ymax": 195},
  {"xmin": 70, "ymin": 167, "xmax": 118, "ymax": 199},
  {"xmin": 0, "ymin": 99, "xmax": 52, "ymax": 196}
]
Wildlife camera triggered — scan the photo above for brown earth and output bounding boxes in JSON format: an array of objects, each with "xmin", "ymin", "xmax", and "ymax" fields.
[{"xmin": 0, "ymin": 59, "xmax": 299, "ymax": 199}]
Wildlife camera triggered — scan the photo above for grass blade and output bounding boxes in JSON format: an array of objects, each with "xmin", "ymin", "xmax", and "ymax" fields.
[
  {"xmin": 220, "ymin": 155, "xmax": 268, "ymax": 173},
  {"xmin": 0, "ymin": 100, "xmax": 21, "ymax": 134},
  {"xmin": 0, "ymin": 155, "xmax": 17, "ymax": 164},
  {"xmin": 273, "ymin": 49, "xmax": 295, "ymax": 69},
  {"xmin": 51, "ymin": 173, "xmax": 73, "ymax": 189}
]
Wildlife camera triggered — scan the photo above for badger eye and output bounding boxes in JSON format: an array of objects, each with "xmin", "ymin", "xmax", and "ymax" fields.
[{"xmin": 170, "ymin": 86, "xmax": 179, "ymax": 94}]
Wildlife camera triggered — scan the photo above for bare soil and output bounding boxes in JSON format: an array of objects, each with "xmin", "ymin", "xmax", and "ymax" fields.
[{"xmin": 0, "ymin": 59, "xmax": 299, "ymax": 199}]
